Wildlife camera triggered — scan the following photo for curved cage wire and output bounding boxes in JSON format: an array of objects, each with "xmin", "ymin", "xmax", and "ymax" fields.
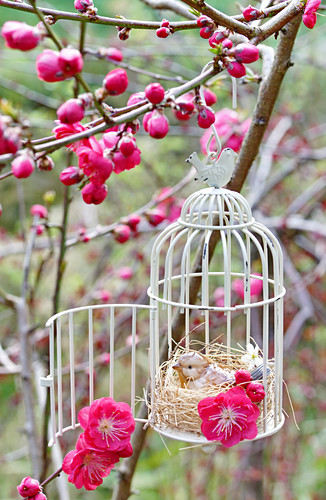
[
  {"xmin": 41, "ymin": 304, "xmax": 152, "ymax": 446},
  {"xmin": 147, "ymin": 187, "xmax": 285, "ymax": 444}
]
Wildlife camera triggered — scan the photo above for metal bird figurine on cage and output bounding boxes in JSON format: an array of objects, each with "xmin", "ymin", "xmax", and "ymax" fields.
[
  {"xmin": 173, "ymin": 351, "xmax": 268, "ymax": 390},
  {"xmin": 186, "ymin": 148, "xmax": 238, "ymax": 188}
]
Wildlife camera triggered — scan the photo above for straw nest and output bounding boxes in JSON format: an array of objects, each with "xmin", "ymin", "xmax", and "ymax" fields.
[{"xmin": 149, "ymin": 341, "xmax": 275, "ymax": 437}]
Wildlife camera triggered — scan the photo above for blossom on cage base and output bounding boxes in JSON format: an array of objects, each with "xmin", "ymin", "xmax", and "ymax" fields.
[
  {"xmin": 241, "ymin": 344, "xmax": 263, "ymax": 369},
  {"xmin": 246, "ymin": 382, "xmax": 266, "ymax": 403},
  {"xmin": 62, "ymin": 433, "xmax": 131, "ymax": 491},
  {"xmin": 78, "ymin": 397, "xmax": 135, "ymax": 451},
  {"xmin": 198, "ymin": 386, "xmax": 260, "ymax": 447}
]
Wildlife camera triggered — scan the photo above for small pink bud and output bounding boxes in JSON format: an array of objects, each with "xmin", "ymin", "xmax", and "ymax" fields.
[
  {"xmin": 146, "ymin": 208, "xmax": 166, "ymax": 227},
  {"xmin": 103, "ymin": 68, "xmax": 128, "ymax": 95},
  {"xmin": 303, "ymin": 0, "xmax": 321, "ymax": 29},
  {"xmin": 127, "ymin": 92, "xmax": 145, "ymax": 106},
  {"xmin": 222, "ymin": 39, "xmax": 233, "ymax": 49},
  {"xmin": 33, "ymin": 493, "xmax": 47, "ymax": 500},
  {"xmin": 232, "ymin": 43, "xmax": 259, "ymax": 64},
  {"xmin": 119, "ymin": 136, "xmax": 136, "ymax": 157},
  {"xmin": 235, "ymin": 369, "xmax": 252, "ymax": 386},
  {"xmin": 246, "ymin": 382, "xmax": 265, "ymax": 402},
  {"xmin": 203, "ymin": 88, "xmax": 217, "ymax": 106},
  {"xmin": 125, "ymin": 213, "xmax": 141, "ymax": 231},
  {"xmin": 199, "ymin": 26, "xmax": 214, "ymax": 39},
  {"xmin": 225, "ymin": 61, "xmax": 246, "ymax": 78},
  {"xmin": 60, "ymin": 166, "xmax": 84, "ymax": 186},
  {"xmin": 117, "ymin": 27, "xmax": 131, "ymax": 41},
  {"xmin": 36, "ymin": 224, "xmax": 45, "ymax": 235},
  {"xmin": 74, "ymin": 0, "xmax": 94, "ymax": 13},
  {"xmin": 197, "ymin": 106, "xmax": 215, "ymax": 129},
  {"xmin": 145, "ymin": 82, "xmax": 165, "ymax": 104},
  {"xmin": 156, "ymin": 27, "xmax": 170, "ymax": 38},
  {"xmin": 36, "ymin": 156, "xmax": 54, "ymax": 171},
  {"xmin": 142, "ymin": 111, "xmax": 153, "ymax": 133},
  {"xmin": 81, "ymin": 182, "xmax": 108, "ymax": 205},
  {"xmin": 58, "ymin": 48, "xmax": 83, "ymax": 77},
  {"xmin": 173, "ymin": 94, "xmax": 195, "ymax": 121},
  {"xmin": 17, "ymin": 477, "xmax": 41, "ymax": 498},
  {"xmin": 11, "ymin": 154, "xmax": 35, "ymax": 179},
  {"xmin": 161, "ymin": 19, "xmax": 170, "ymax": 28},
  {"xmin": 1, "ymin": 21, "xmax": 41, "ymax": 51},
  {"xmin": 196, "ymin": 15, "xmax": 212, "ymax": 28},
  {"xmin": 30, "ymin": 204, "xmax": 48, "ymax": 218},
  {"xmin": 242, "ymin": 5, "xmax": 263, "ymax": 22},
  {"xmin": 209, "ymin": 31, "xmax": 226, "ymax": 47},
  {"xmin": 105, "ymin": 47, "xmax": 123, "ymax": 62},
  {"xmin": 147, "ymin": 111, "xmax": 169, "ymax": 139},
  {"xmin": 36, "ymin": 49, "xmax": 65, "ymax": 82},
  {"xmin": 118, "ymin": 266, "xmax": 133, "ymax": 280},
  {"xmin": 57, "ymin": 99, "xmax": 84, "ymax": 124},
  {"xmin": 113, "ymin": 224, "xmax": 131, "ymax": 243}
]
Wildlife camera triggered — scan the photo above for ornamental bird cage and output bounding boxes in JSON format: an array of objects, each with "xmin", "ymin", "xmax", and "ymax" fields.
[{"xmin": 41, "ymin": 185, "xmax": 285, "ymax": 448}]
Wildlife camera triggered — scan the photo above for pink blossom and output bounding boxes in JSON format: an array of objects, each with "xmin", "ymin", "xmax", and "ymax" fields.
[
  {"xmin": 0, "ymin": 127, "xmax": 21, "ymax": 155},
  {"xmin": 145, "ymin": 82, "xmax": 165, "ymax": 104},
  {"xmin": 242, "ymin": 5, "xmax": 263, "ymax": 21},
  {"xmin": 74, "ymin": 0, "xmax": 94, "ymax": 13},
  {"xmin": 57, "ymin": 99, "xmax": 85, "ymax": 124},
  {"xmin": 127, "ymin": 92, "xmax": 145, "ymax": 106},
  {"xmin": 52, "ymin": 122, "xmax": 89, "ymax": 151},
  {"xmin": 246, "ymin": 382, "xmax": 265, "ymax": 402},
  {"xmin": 105, "ymin": 47, "xmax": 124, "ymax": 62},
  {"xmin": 112, "ymin": 149, "xmax": 141, "ymax": 173},
  {"xmin": 58, "ymin": 48, "xmax": 83, "ymax": 77},
  {"xmin": 62, "ymin": 434, "xmax": 122, "ymax": 491},
  {"xmin": 234, "ymin": 369, "xmax": 252, "ymax": 386},
  {"xmin": 78, "ymin": 147, "xmax": 113, "ymax": 185},
  {"xmin": 119, "ymin": 135, "xmax": 136, "ymax": 157},
  {"xmin": 113, "ymin": 224, "xmax": 131, "ymax": 243},
  {"xmin": 198, "ymin": 386, "xmax": 260, "ymax": 447},
  {"xmin": 213, "ymin": 287, "xmax": 225, "ymax": 307},
  {"xmin": 203, "ymin": 88, "xmax": 217, "ymax": 106},
  {"xmin": 147, "ymin": 111, "xmax": 169, "ymax": 139},
  {"xmin": 173, "ymin": 93, "xmax": 195, "ymax": 121},
  {"xmin": 103, "ymin": 68, "xmax": 128, "ymax": 96},
  {"xmin": 1, "ymin": 21, "xmax": 41, "ymax": 51},
  {"xmin": 60, "ymin": 166, "xmax": 84, "ymax": 186},
  {"xmin": 11, "ymin": 154, "xmax": 35, "ymax": 179},
  {"xmin": 200, "ymin": 108, "xmax": 250, "ymax": 155},
  {"xmin": 78, "ymin": 397, "xmax": 135, "ymax": 451},
  {"xmin": 118, "ymin": 267, "xmax": 133, "ymax": 280},
  {"xmin": 232, "ymin": 43, "xmax": 259, "ymax": 64},
  {"xmin": 36, "ymin": 50, "xmax": 66, "ymax": 82},
  {"xmin": 303, "ymin": 0, "xmax": 321, "ymax": 29},
  {"xmin": 81, "ymin": 183, "xmax": 108, "ymax": 205},
  {"xmin": 197, "ymin": 106, "xmax": 215, "ymax": 129},
  {"xmin": 232, "ymin": 274, "xmax": 263, "ymax": 300},
  {"xmin": 30, "ymin": 204, "xmax": 48, "ymax": 219},
  {"xmin": 225, "ymin": 61, "xmax": 246, "ymax": 78},
  {"xmin": 17, "ymin": 476, "xmax": 41, "ymax": 498}
]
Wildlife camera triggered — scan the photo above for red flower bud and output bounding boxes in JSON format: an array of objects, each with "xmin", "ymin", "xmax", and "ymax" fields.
[
  {"xmin": 199, "ymin": 26, "xmax": 214, "ymax": 39},
  {"xmin": 147, "ymin": 111, "xmax": 169, "ymax": 139},
  {"xmin": 36, "ymin": 49, "xmax": 65, "ymax": 82},
  {"xmin": 225, "ymin": 61, "xmax": 246, "ymax": 78},
  {"xmin": 145, "ymin": 82, "xmax": 165, "ymax": 104},
  {"xmin": 103, "ymin": 68, "xmax": 128, "ymax": 96},
  {"xmin": 30, "ymin": 204, "xmax": 48, "ymax": 218},
  {"xmin": 57, "ymin": 99, "xmax": 85, "ymax": 124},
  {"xmin": 60, "ymin": 166, "xmax": 84, "ymax": 186},
  {"xmin": 58, "ymin": 48, "xmax": 83, "ymax": 77},
  {"xmin": 1, "ymin": 21, "xmax": 41, "ymax": 51},
  {"xmin": 235, "ymin": 369, "xmax": 252, "ymax": 386},
  {"xmin": 146, "ymin": 208, "xmax": 166, "ymax": 226},
  {"xmin": 232, "ymin": 43, "xmax": 259, "ymax": 64},
  {"xmin": 197, "ymin": 106, "xmax": 215, "ymax": 129},
  {"xmin": 156, "ymin": 27, "xmax": 170, "ymax": 38},
  {"xmin": 113, "ymin": 224, "xmax": 131, "ymax": 243},
  {"xmin": 81, "ymin": 182, "xmax": 108, "ymax": 205},
  {"xmin": 203, "ymin": 88, "xmax": 217, "ymax": 106},
  {"xmin": 105, "ymin": 47, "xmax": 123, "ymax": 62},
  {"xmin": 74, "ymin": 0, "xmax": 94, "ymax": 13},
  {"xmin": 196, "ymin": 15, "xmax": 212, "ymax": 28},
  {"xmin": 303, "ymin": 0, "xmax": 321, "ymax": 29},
  {"xmin": 246, "ymin": 382, "xmax": 265, "ymax": 403},
  {"xmin": 209, "ymin": 31, "xmax": 226, "ymax": 47},
  {"xmin": 161, "ymin": 19, "xmax": 170, "ymax": 28},
  {"xmin": 173, "ymin": 93, "xmax": 195, "ymax": 121},
  {"xmin": 17, "ymin": 477, "xmax": 41, "ymax": 498},
  {"xmin": 125, "ymin": 213, "xmax": 141, "ymax": 231},
  {"xmin": 11, "ymin": 154, "xmax": 35, "ymax": 179},
  {"xmin": 119, "ymin": 136, "xmax": 136, "ymax": 157},
  {"xmin": 242, "ymin": 5, "xmax": 263, "ymax": 22}
]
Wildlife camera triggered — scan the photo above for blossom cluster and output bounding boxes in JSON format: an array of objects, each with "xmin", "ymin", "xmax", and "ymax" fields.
[{"xmin": 62, "ymin": 397, "xmax": 135, "ymax": 490}]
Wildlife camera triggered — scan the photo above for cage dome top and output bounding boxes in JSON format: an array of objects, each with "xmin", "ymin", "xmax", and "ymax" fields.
[{"xmin": 179, "ymin": 186, "xmax": 254, "ymax": 230}]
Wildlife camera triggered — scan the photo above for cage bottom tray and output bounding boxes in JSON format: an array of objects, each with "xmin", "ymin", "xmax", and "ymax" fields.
[{"xmin": 152, "ymin": 413, "xmax": 285, "ymax": 444}]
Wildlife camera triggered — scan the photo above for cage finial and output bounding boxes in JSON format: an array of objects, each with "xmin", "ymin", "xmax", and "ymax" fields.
[{"xmin": 186, "ymin": 148, "xmax": 238, "ymax": 188}]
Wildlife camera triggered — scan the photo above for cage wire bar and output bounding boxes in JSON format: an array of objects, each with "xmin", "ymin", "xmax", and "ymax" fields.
[
  {"xmin": 41, "ymin": 303, "xmax": 153, "ymax": 446},
  {"xmin": 147, "ymin": 186, "xmax": 286, "ymax": 443}
]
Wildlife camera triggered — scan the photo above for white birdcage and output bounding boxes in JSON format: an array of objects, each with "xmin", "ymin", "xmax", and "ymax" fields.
[{"xmin": 41, "ymin": 184, "xmax": 285, "ymax": 448}]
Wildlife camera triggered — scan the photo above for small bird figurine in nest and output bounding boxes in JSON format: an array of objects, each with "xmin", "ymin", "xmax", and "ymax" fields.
[
  {"xmin": 172, "ymin": 351, "xmax": 235, "ymax": 390},
  {"xmin": 172, "ymin": 351, "xmax": 268, "ymax": 390},
  {"xmin": 186, "ymin": 148, "xmax": 238, "ymax": 188}
]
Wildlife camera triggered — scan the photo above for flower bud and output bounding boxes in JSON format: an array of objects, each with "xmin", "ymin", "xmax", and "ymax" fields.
[
  {"xmin": 203, "ymin": 88, "xmax": 217, "ymax": 106},
  {"xmin": 209, "ymin": 31, "xmax": 227, "ymax": 47},
  {"xmin": 156, "ymin": 27, "xmax": 170, "ymax": 38},
  {"xmin": 30, "ymin": 204, "xmax": 48, "ymax": 218},
  {"xmin": 119, "ymin": 135, "xmax": 136, "ymax": 157},
  {"xmin": 105, "ymin": 47, "xmax": 123, "ymax": 62},
  {"xmin": 81, "ymin": 182, "xmax": 108, "ymax": 205},
  {"xmin": 196, "ymin": 15, "xmax": 212, "ymax": 28},
  {"xmin": 161, "ymin": 19, "xmax": 170, "ymax": 28},
  {"xmin": 302, "ymin": 0, "xmax": 321, "ymax": 29},
  {"xmin": 57, "ymin": 99, "xmax": 85, "ymax": 124},
  {"xmin": 103, "ymin": 68, "xmax": 128, "ymax": 96},
  {"xmin": 113, "ymin": 224, "xmax": 131, "ymax": 243},
  {"xmin": 36, "ymin": 49, "xmax": 65, "ymax": 82},
  {"xmin": 118, "ymin": 266, "xmax": 133, "ymax": 279},
  {"xmin": 1, "ymin": 21, "xmax": 41, "ymax": 51},
  {"xmin": 146, "ymin": 208, "xmax": 166, "ymax": 226},
  {"xmin": 74, "ymin": 0, "xmax": 94, "ymax": 13},
  {"xmin": 197, "ymin": 106, "xmax": 215, "ymax": 129},
  {"xmin": 117, "ymin": 27, "xmax": 131, "ymax": 40},
  {"xmin": 246, "ymin": 382, "xmax": 265, "ymax": 403},
  {"xmin": 232, "ymin": 43, "xmax": 259, "ymax": 64},
  {"xmin": 147, "ymin": 111, "xmax": 169, "ymax": 139},
  {"xmin": 199, "ymin": 26, "xmax": 214, "ymax": 39},
  {"xmin": 222, "ymin": 39, "xmax": 233, "ymax": 49},
  {"xmin": 36, "ymin": 156, "xmax": 54, "ymax": 171},
  {"xmin": 173, "ymin": 94, "xmax": 195, "ymax": 121},
  {"xmin": 125, "ymin": 213, "xmax": 141, "ymax": 231},
  {"xmin": 127, "ymin": 92, "xmax": 145, "ymax": 106},
  {"xmin": 17, "ymin": 477, "xmax": 41, "ymax": 498},
  {"xmin": 235, "ymin": 369, "xmax": 252, "ymax": 386},
  {"xmin": 58, "ymin": 48, "xmax": 83, "ymax": 77},
  {"xmin": 242, "ymin": 5, "xmax": 263, "ymax": 22},
  {"xmin": 225, "ymin": 61, "xmax": 246, "ymax": 78},
  {"xmin": 11, "ymin": 154, "xmax": 35, "ymax": 178},
  {"xmin": 145, "ymin": 82, "xmax": 165, "ymax": 105},
  {"xmin": 36, "ymin": 224, "xmax": 45, "ymax": 235}
]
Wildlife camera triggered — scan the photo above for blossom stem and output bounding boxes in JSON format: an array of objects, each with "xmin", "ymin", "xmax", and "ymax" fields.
[{"xmin": 40, "ymin": 467, "xmax": 63, "ymax": 488}]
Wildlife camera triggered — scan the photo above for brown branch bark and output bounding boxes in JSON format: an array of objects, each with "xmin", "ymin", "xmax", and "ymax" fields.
[{"xmin": 111, "ymin": 12, "xmax": 303, "ymax": 500}]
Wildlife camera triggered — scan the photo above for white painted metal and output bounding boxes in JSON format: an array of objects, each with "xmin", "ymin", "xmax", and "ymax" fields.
[{"xmin": 148, "ymin": 186, "xmax": 285, "ymax": 442}]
